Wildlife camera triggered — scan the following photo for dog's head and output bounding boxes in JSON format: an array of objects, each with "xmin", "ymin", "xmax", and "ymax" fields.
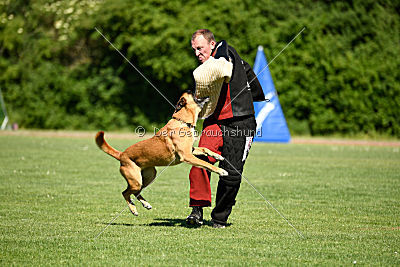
[
  {"xmin": 173, "ymin": 91, "xmax": 209, "ymax": 122},
  {"xmin": 174, "ymin": 90, "xmax": 209, "ymax": 113}
]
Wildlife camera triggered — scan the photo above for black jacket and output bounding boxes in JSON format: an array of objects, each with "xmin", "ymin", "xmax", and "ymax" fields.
[{"xmin": 207, "ymin": 40, "xmax": 265, "ymax": 121}]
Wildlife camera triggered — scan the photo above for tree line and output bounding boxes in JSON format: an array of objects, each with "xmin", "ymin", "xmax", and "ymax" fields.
[{"xmin": 1, "ymin": 0, "xmax": 399, "ymax": 137}]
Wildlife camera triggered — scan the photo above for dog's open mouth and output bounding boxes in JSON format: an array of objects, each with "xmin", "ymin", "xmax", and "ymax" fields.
[
  {"xmin": 194, "ymin": 96, "xmax": 209, "ymax": 109},
  {"xmin": 190, "ymin": 91, "xmax": 209, "ymax": 109}
]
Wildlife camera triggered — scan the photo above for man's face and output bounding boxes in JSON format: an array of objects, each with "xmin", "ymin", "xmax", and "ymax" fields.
[{"xmin": 191, "ymin": 35, "xmax": 216, "ymax": 64}]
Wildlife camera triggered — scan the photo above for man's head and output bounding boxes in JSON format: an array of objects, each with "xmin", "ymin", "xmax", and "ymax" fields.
[{"xmin": 191, "ymin": 29, "xmax": 216, "ymax": 64}]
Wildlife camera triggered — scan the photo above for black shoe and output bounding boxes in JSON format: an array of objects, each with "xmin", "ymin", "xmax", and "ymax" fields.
[
  {"xmin": 211, "ymin": 220, "xmax": 226, "ymax": 228},
  {"xmin": 186, "ymin": 207, "xmax": 203, "ymax": 226}
]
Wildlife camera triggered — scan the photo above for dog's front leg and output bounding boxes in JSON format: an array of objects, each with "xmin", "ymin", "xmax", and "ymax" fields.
[
  {"xmin": 181, "ymin": 153, "xmax": 228, "ymax": 176},
  {"xmin": 192, "ymin": 147, "xmax": 224, "ymax": 161}
]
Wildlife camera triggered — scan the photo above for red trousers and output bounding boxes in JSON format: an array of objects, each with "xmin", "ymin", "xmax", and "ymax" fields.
[{"xmin": 189, "ymin": 124, "xmax": 223, "ymax": 206}]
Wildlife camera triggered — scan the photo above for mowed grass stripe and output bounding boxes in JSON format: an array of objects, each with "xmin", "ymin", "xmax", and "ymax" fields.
[{"xmin": 0, "ymin": 134, "xmax": 399, "ymax": 265}]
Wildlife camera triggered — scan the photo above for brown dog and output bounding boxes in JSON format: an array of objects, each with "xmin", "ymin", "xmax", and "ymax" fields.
[{"xmin": 95, "ymin": 91, "xmax": 227, "ymax": 216}]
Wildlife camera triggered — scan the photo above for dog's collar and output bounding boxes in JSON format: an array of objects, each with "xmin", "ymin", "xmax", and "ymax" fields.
[{"xmin": 172, "ymin": 116, "xmax": 195, "ymax": 129}]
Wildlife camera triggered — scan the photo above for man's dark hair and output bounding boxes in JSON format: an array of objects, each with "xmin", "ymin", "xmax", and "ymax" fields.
[{"xmin": 191, "ymin": 29, "xmax": 216, "ymax": 43}]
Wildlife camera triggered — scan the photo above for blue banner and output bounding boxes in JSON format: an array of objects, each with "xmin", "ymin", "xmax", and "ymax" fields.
[{"xmin": 253, "ymin": 46, "xmax": 291, "ymax": 143}]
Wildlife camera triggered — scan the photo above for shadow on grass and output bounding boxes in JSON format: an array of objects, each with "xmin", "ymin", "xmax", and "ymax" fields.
[
  {"xmin": 145, "ymin": 218, "xmax": 232, "ymax": 228},
  {"xmin": 144, "ymin": 218, "xmax": 232, "ymax": 228},
  {"xmin": 146, "ymin": 218, "xmax": 202, "ymax": 228},
  {"xmin": 102, "ymin": 218, "xmax": 231, "ymax": 228},
  {"xmin": 105, "ymin": 222, "xmax": 136, "ymax": 227}
]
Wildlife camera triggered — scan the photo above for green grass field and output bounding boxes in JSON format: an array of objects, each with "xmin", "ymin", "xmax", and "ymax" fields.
[{"xmin": 1, "ymin": 132, "xmax": 399, "ymax": 265}]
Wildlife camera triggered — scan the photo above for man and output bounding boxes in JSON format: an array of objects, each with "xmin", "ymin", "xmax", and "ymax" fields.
[{"xmin": 187, "ymin": 29, "xmax": 265, "ymax": 228}]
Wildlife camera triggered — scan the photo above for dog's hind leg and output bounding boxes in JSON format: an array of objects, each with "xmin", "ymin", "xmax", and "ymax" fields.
[
  {"xmin": 120, "ymin": 160, "xmax": 143, "ymax": 216},
  {"xmin": 136, "ymin": 195, "xmax": 152, "ymax": 210},
  {"xmin": 137, "ymin": 167, "xmax": 157, "ymax": 210}
]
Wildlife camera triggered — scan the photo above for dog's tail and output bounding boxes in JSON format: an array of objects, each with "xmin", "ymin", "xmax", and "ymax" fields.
[{"xmin": 95, "ymin": 131, "xmax": 122, "ymax": 161}]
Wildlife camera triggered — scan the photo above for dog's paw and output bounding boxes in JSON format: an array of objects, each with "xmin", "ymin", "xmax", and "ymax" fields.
[
  {"xmin": 132, "ymin": 211, "xmax": 139, "ymax": 216},
  {"xmin": 142, "ymin": 203, "xmax": 152, "ymax": 210},
  {"xmin": 219, "ymin": 169, "xmax": 229, "ymax": 176},
  {"xmin": 214, "ymin": 154, "xmax": 225, "ymax": 161},
  {"xmin": 129, "ymin": 209, "xmax": 139, "ymax": 216}
]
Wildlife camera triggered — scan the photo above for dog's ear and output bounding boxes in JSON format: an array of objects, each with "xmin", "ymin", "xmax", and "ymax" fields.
[{"xmin": 175, "ymin": 97, "xmax": 187, "ymax": 112}]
